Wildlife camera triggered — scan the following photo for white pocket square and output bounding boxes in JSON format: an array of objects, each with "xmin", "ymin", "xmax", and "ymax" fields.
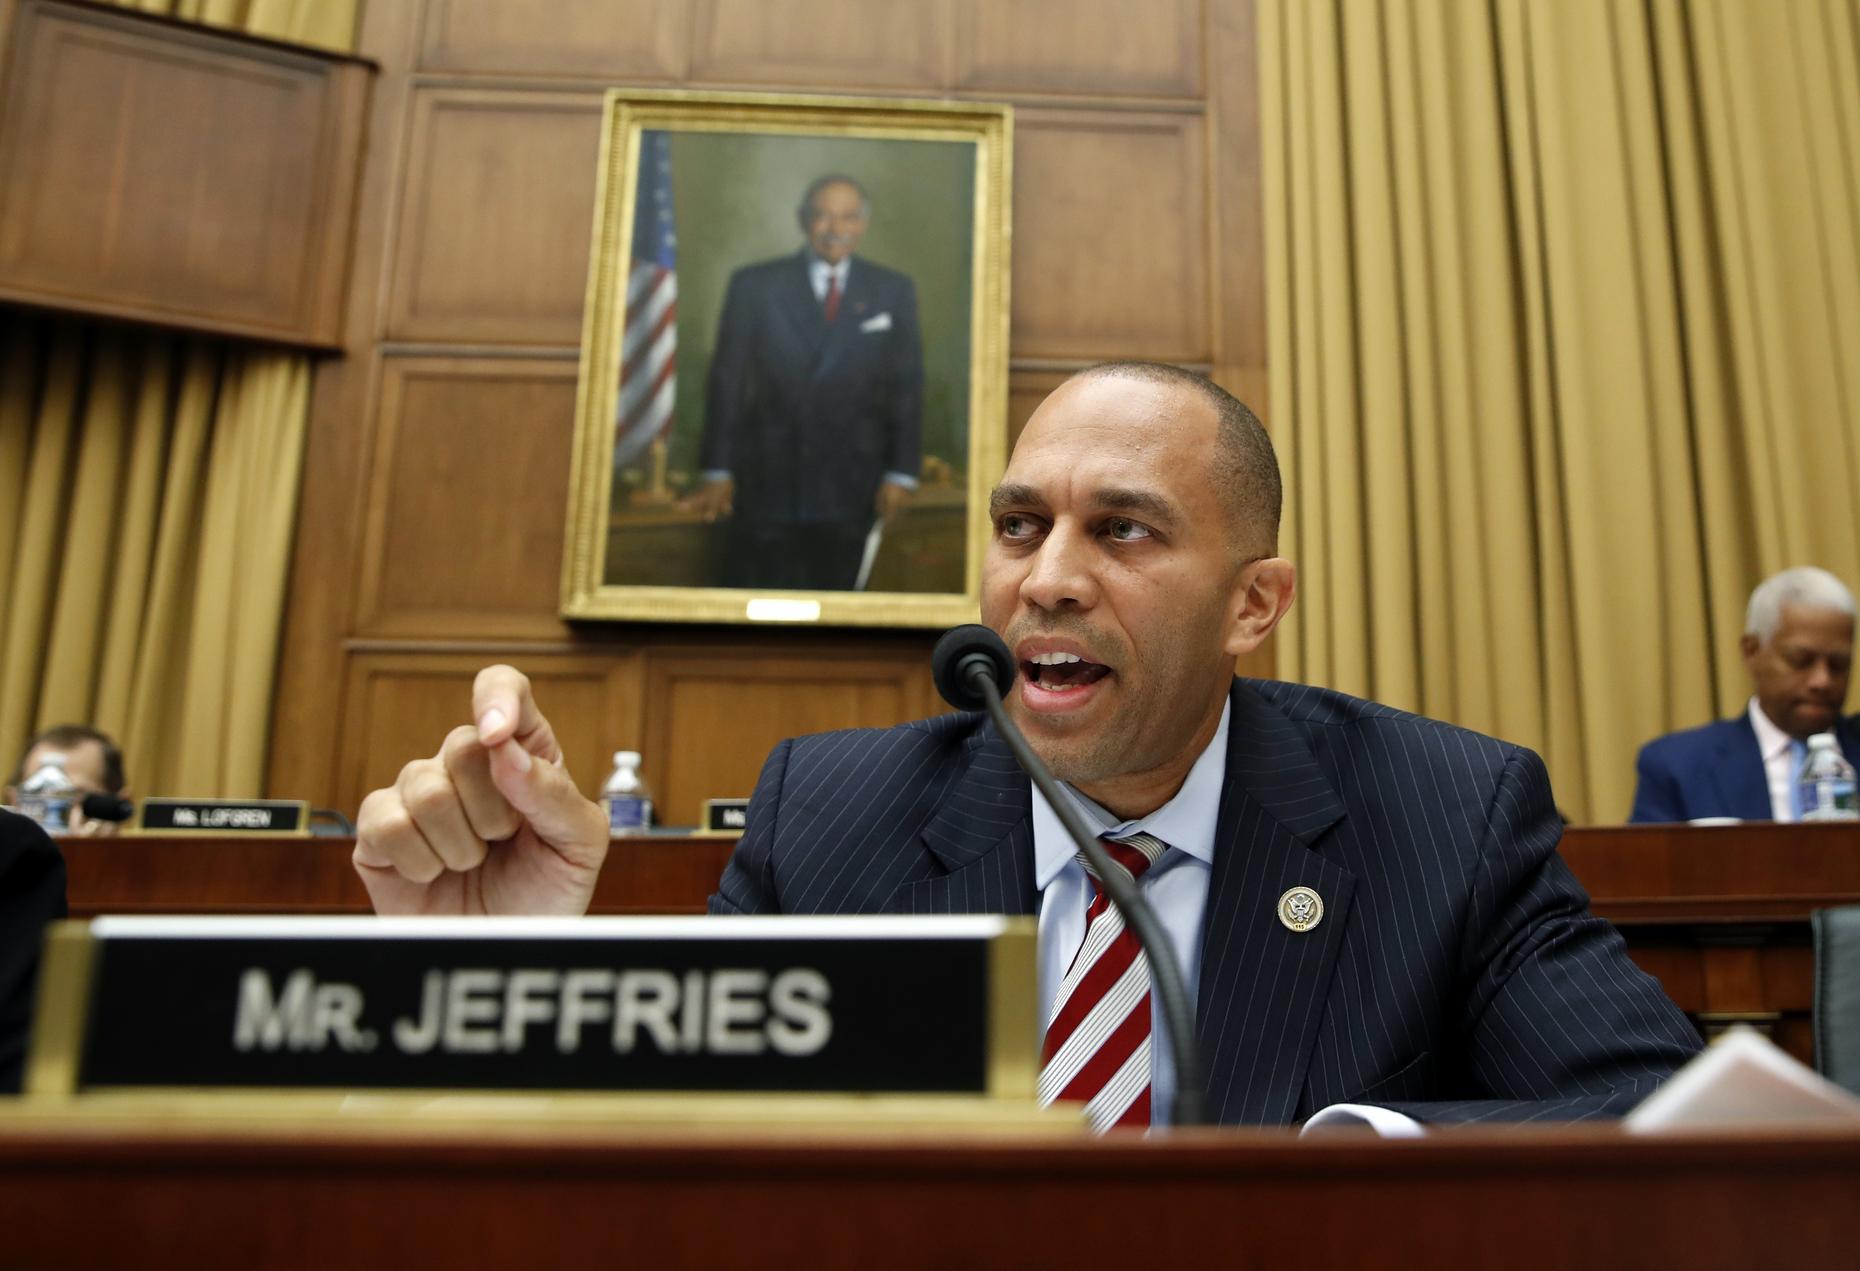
[{"xmin": 860, "ymin": 312, "xmax": 893, "ymax": 333}]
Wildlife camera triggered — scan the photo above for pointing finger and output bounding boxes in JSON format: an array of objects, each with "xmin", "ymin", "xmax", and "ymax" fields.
[
  {"xmin": 440, "ymin": 724, "xmax": 523, "ymax": 842},
  {"xmin": 471, "ymin": 664, "xmax": 559, "ymax": 761},
  {"xmin": 488, "ymin": 740, "xmax": 608, "ymax": 872}
]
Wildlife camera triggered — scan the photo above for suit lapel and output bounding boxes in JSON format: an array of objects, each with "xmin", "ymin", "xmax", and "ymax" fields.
[
  {"xmin": 889, "ymin": 722, "xmax": 1037, "ymax": 916},
  {"xmin": 1838, "ymin": 717, "xmax": 1860, "ymax": 768},
  {"xmin": 1196, "ymin": 681, "xmax": 1356, "ymax": 1125},
  {"xmin": 778, "ymin": 253, "xmax": 828, "ymax": 359},
  {"xmin": 812, "ymin": 258, "xmax": 871, "ymax": 382},
  {"xmin": 1715, "ymin": 715, "xmax": 1775, "ymax": 820}
]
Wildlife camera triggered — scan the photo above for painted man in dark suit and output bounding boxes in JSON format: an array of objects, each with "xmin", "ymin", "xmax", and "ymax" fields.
[
  {"xmin": 1630, "ymin": 566, "xmax": 1858, "ymax": 822},
  {"xmin": 683, "ymin": 174, "xmax": 923, "ymax": 590},
  {"xmin": 355, "ymin": 363, "xmax": 1699, "ymax": 1127}
]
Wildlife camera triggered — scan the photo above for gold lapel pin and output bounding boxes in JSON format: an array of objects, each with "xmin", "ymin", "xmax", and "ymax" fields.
[{"xmin": 1277, "ymin": 885, "xmax": 1324, "ymax": 933}]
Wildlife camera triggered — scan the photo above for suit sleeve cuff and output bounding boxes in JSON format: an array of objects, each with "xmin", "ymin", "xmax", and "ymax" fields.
[{"xmin": 881, "ymin": 472, "xmax": 919, "ymax": 490}]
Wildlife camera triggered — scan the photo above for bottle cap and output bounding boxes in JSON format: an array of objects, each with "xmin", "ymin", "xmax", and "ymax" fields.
[
  {"xmin": 615, "ymin": 751, "xmax": 641, "ymax": 767},
  {"xmin": 19, "ymin": 759, "xmax": 72, "ymax": 795}
]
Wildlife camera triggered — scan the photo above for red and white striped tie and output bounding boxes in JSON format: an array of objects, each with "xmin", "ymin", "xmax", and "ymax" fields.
[{"xmin": 1038, "ymin": 832, "xmax": 1167, "ymax": 1132}]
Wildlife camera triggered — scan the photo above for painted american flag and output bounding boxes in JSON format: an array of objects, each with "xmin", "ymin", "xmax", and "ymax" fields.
[{"xmin": 615, "ymin": 131, "xmax": 677, "ymax": 469}]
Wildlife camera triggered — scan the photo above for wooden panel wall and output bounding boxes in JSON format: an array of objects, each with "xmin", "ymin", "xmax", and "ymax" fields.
[
  {"xmin": 0, "ymin": 0, "xmax": 369, "ymax": 347},
  {"xmin": 268, "ymin": 0, "xmax": 1266, "ymax": 822}
]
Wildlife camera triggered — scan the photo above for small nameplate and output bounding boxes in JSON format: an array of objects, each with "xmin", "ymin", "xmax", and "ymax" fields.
[
  {"xmin": 29, "ymin": 916, "xmax": 1036, "ymax": 1098},
  {"xmin": 137, "ymin": 798, "xmax": 308, "ymax": 836},
  {"xmin": 702, "ymin": 799, "xmax": 750, "ymax": 835}
]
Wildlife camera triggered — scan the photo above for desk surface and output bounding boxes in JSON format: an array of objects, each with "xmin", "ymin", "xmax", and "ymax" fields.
[
  {"xmin": 58, "ymin": 821, "xmax": 1860, "ymax": 919},
  {"xmin": 1, "ymin": 1111, "xmax": 1856, "ymax": 1268}
]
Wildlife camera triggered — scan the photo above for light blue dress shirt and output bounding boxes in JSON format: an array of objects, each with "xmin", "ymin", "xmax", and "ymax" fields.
[{"xmin": 1031, "ymin": 699, "xmax": 1228, "ymax": 1128}]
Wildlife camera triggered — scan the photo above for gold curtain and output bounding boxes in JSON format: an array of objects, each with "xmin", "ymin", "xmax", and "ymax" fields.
[
  {"xmin": 124, "ymin": 0, "xmax": 356, "ymax": 52},
  {"xmin": 0, "ymin": 0, "xmax": 356, "ymax": 796},
  {"xmin": 1260, "ymin": 0, "xmax": 1860, "ymax": 823}
]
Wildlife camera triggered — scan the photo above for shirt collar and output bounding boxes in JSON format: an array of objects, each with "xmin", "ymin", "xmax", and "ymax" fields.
[
  {"xmin": 1031, "ymin": 697, "xmax": 1230, "ymax": 890},
  {"xmin": 1748, "ymin": 696, "xmax": 1799, "ymax": 761},
  {"xmin": 808, "ymin": 254, "xmax": 851, "ymax": 284}
]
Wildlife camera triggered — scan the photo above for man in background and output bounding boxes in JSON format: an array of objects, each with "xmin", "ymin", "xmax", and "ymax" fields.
[
  {"xmin": 1631, "ymin": 566, "xmax": 1858, "ymax": 822},
  {"xmin": 4, "ymin": 724, "xmax": 129, "ymax": 837},
  {"xmin": 684, "ymin": 174, "xmax": 923, "ymax": 591}
]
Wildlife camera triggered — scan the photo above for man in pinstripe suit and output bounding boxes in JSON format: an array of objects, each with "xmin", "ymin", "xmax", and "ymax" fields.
[{"xmin": 355, "ymin": 361, "xmax": 1700, "ymax": 1126}]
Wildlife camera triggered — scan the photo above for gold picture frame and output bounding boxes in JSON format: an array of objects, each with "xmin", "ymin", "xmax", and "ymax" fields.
[{"xmin": 562, "ymin": 91, "xmax": 1012, "ymax": 627}]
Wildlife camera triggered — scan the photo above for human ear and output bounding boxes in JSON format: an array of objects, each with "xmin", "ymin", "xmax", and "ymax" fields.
[{"xmin": 1224, "ymin": 558, "xmax": 1297, "ymax": 657}]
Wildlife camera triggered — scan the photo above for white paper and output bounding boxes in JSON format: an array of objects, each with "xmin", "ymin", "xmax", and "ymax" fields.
[
  {"xmin": 1625, "ymin": 1026, "xmax": 1860, "ymax": 1131},
  {"xmin": 1300, "ymin": 1103, "xmax": 1427, "ymax": 1138},
  {"xmin": 853, "ymin": 519, "xmax": 884, "ymax": 591}
]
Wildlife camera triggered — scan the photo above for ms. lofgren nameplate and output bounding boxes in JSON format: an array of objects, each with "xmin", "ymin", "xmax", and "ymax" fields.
[{"xmin": 27, "ymin": 916, "xmax": 1035, "ymax": 1098}]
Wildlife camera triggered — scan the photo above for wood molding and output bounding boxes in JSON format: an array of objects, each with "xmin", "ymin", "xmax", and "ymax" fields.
[
  {"xmin": 352, "ymin": 355, "xmax": 581, "ymax": 641},
  {"xmin": 385, "ymin": 87, "xmax": 604, "ymax": 345},
  {"xmin": 0, "ymin": 0, "xmax": 369, "ymax": 348},
  {"xmin": 1010, "ymin": 107, "xmax": 1210, "ymax": 361},
  {"xmin": 417, "ymin": 0, "xmax": 688, "ymax": 80},
  {"xmin": 688, "ymin": 0, "xmax": 951, "ymax": 90},
  {"xmin": 953, "ymin": 0, "xmax": 1203, "ymax": 99}
]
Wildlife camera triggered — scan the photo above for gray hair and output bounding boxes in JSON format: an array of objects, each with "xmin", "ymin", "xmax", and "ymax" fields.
[
  {"xmin": 796, "ymin": 174, "xmax": 870, "ymax": 229},
  {"xmin": 1745, "ymin": 566, "xmax": 1857, "ymax": 642}
]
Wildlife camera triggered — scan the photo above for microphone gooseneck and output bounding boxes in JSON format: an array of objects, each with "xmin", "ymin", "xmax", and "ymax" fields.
[{"xmin": 931, "ymin": 624, "xmax": 1207, "ymax": 1127}]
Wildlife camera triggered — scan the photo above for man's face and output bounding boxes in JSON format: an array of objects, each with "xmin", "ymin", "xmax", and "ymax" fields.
[
  {"xmin": 19, "ymin": 740, "xmax": 109, "ymax": 796},
  {"xmin": 981, "ymin": 375, "xmax": 1251, "ymax": 797},
  {"xmin": 805, "ymin": 182, "xmax": 867, "ymax": 264},
  {"xmin": 10, "ymin": 739, "xmax": 116, "ymax": 834},
  {"xmin": 1743, "ymin": 604, "xmax": 1854, "ymax": 740}
]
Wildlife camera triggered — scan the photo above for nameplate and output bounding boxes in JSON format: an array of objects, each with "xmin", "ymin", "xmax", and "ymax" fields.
[
  {"xmin": 136, "ymin": 798, "xmax": 308, "ymax": 836},
  {"xmin": 26, "ymin": 916, "xmax": 1036, "ymax": 1099},
  {"xmin": 702, "ymin": 799, "xmax": 750, "ymax": 835}
]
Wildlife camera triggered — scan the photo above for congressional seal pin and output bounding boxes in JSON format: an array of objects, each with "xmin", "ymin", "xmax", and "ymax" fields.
[{"xmin": 1277, "ymin": 886, "xmax": 1324, "ymax": 933}]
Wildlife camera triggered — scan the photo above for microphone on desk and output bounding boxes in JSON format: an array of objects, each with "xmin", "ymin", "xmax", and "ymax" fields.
[
  {"xmin": 79, "ymin": 793, "xmax": 135, "ymax": 823},
  {"xmin": 931, "ymin": 624, "xmax": 1207, "ymax": 1127}
]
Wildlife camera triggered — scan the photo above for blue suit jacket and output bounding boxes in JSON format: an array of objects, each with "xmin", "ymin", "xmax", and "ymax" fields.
[
  {"xmin": 1629, "ymin": 713, "xmax": 1860, "ymax": 823},
  {"xmin": 701, "ymin": 252, "xmax": 922, "ymax": 527},
  {"xmin": 712, "ymin": 680, "xmax": 1701, "ymax": 1125}
]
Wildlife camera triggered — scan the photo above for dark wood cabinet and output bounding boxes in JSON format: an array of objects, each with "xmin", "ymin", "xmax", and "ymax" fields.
[{"xmin": 0, "ymin": 0, "xmax": 371, "ymax": 347}]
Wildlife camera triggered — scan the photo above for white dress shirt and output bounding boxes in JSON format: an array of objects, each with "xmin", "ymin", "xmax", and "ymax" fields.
[
  {"xmin": 1031, "ymin": 702, "xmax": 1228, "ymax": 1128},
  {"xmin": 1745, "ymin": 696, "xmax": 1851, "ymax": 822},
  {"xmin": 807, "ymin": 254, "xmax": 851, "ymax": 304}
]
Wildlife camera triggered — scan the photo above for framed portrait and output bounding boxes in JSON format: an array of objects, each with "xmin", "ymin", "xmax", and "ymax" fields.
[{"xmin": 561, "ymin": 91, "xmax": 1012, "ymax": 627}]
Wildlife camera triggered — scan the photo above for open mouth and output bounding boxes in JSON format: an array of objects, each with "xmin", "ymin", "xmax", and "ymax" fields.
[{"xmin": 1021, "ymin": 651, "xmax": 1112, "ymax": 693}]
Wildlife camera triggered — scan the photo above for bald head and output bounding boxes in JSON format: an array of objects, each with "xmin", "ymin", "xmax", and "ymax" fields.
[{"xmin": 1060, "ymin": 362, "xmax": 1281, "ymax": 558}]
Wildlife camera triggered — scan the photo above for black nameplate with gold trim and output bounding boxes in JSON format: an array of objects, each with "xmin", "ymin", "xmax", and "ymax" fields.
[
  {"xmin": 702, "ymin": 799, "xmax": 750, "ymax": 835},
  {"xmin": 137, "ymin": 798, "xmax": 308, "ymax": 836},
  {"xmin": 27, "ymin": 916, "xmax": 1036, "ymax": 1098}
]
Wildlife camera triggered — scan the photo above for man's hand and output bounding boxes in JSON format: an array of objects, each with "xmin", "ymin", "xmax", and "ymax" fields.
[
  {"xmin": 352, "ymin": 665, "xmax": 609, "ymax": 915},
  {"xmin": 875, "ymin": 481, "xmax": 911, "ymax": 527},
  {"xmin": 682, "ymin": 476, "xmax": 735, "ymax": 522}
]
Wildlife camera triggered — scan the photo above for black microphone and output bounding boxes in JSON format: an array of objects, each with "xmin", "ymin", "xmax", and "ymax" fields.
[
  {"xmin": 930, "ymin": 624, "xmax": 1207, "ymax": 1127},
  {"xmin": 80, "ymin": 792, "xmax": 135, "ymax": 823}
]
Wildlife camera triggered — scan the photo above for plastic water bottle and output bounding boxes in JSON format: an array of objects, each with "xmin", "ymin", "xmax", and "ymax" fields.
[
  {"xmin": 16, "ymin": 758, "xmax": 76, "ymax": 833},
  {"xmin": 1797, "ymin": 733, "xmax": 1859, "ymax": 821},
  {"xmin": 601, "ymin": 750, "xmax": 653, "ymax": 835}
]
